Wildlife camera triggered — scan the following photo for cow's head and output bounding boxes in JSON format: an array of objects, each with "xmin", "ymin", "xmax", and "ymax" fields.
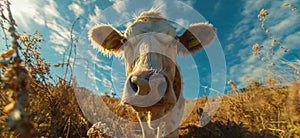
[{"xmin": 89, "ymin": 10, "xmax": 215, "ymax": 123}]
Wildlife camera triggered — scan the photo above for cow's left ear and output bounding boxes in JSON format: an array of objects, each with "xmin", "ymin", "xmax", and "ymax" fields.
[
  {"xmin": 178, "ymin": 23, "xmax": 216, "ymax": 53},
  {"xmin": 89, "ymin": 25, "xmax": 126, "ymax": 55}
]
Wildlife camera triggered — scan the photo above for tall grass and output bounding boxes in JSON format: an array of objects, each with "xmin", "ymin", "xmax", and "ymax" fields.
[{"xmin": 222, "ymin": 6, "xmax": 300, "ymax": 137}]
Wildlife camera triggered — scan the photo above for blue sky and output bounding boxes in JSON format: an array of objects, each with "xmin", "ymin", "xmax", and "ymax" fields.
[{"xmin": 1, "ymin": 0, "xmax": 299, "ymax": 98}]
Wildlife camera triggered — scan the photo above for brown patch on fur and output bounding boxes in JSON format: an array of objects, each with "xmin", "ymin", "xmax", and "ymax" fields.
[
  {"xmin": 90, "ymin": 25, "xmax": 125, "ymax": 53},
  {"xmin": 178, "ymin": 30, "xmax": 204, "ymax": 53}
]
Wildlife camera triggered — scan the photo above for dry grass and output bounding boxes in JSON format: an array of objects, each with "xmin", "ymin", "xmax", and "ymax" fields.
[{"xmin": 86, "ymin": 81, "xmax": 300, "ymax": 138}]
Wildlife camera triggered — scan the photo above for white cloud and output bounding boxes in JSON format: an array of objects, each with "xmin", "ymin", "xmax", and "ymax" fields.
[
  {"xmin": 181, "ymin": 0, "xmax": 195, "ymax": 7},
  {"xmin": 241, "ymin": 1, "xmax": 269, "ymax": 15},
  {"xmin": 49, "ymin": 32, "xmax": 69, "ymax": 46},
  {"xmin": 102, "ymin": 77, "xmax": 112, "ymax": 88},
  {"xmin": 81, "ymin": 0, "xmax": 96, "ymax": 5},
  {"xmin": 86, "ymin": 50, "xmax": 101, "ymax": 62},
  {"xmin": 246, "ymin": 55, "xmax": 258, "ymax": 64},
  {"xmin": 32, "ymin": 13, "xmax": 46, "ymax": 26},
  {"xmin": 9, "ymin": 0, "xmax": 40, "ymax": 30},
  {"xmin": 226, "ymin": 44, "xmax": 235, "ymax": 51},
  {"xmin": 214, "ymin": 1, "xmax": 221, "ymax": 10},
  {"xmin": 228, "ymin": 61, "xmax": 267, "ymax": 88},
  {"xmin": 47, "ymin": 20, "xmax": 70, "ymax": 46},
  {"xmin": 87, "ymin": 6, "xmax": 104, "ymax": 29},
  {"xmin": 52, "ymin": 46, "xmax": 65, "ymax": 55},
  {"xmin": 269, "ymin": 15, "xmax": 299, "ymax": 36},
  {"xmin": 47, "ymin": 20, "xmax": 69, "ymax": 38},
  {"xmin": 9, "ymin": 0, "xmax": 68, "ymax": 29},
  {"xmin": 43, "ymin": 0, "xmax": 64, "ymax": 21},
  {"xmin": 97, "ymin": 74, "xmax": 113, "ymax": 93},
  {"xmin": 9, "ymin": 0, "xmax": 71, "ymax": 49},
  {"xmin": 284, "ymin": 31, "xmax": 300, "ymax": 49},
  {"xmin": 227, "ymin": 22, "xmax": 250, "ymax": 41},
  {"xmin": 175, "ymin": 18, "xmax": 189, "ymax": 28},
  {"xmin": 86, "ymin": 71, "xmax": 100, "ymax": 92},
  {"xmin": 96, "ymin": 63, "xmax": 112, "ymax": 71},
  {"xmin": 68, "ymin": 3, "xmax": 85, "ymax": 17},
  {"xmin": 153, "ymin": 0, "xmax": 166, "ymax": 12},
  {"xmin": 112, "ymin": 0, "xmax": 127, "ymax": 13}
]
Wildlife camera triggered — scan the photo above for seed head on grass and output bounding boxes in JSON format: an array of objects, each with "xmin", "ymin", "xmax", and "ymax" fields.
[
  {"xmin": 258, "ymin": 9, "xmax": 268, "ymax": 29},
  {"xmin": 252, "ymin": 43, "xmax": 263, "ymax": 57},
  {"xmin": 281, "ymin": 3, "xmax": 299, "ymax": 11},
  {"xmin": 228, "ymin": 80, "xmax": 240, "ymax": 93},
  {"xmin": 258, "ymin": 9, "xmax": 268, "ymax": 19}
]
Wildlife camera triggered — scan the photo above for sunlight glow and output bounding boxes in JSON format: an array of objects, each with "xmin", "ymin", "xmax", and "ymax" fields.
[{"xmin": 10, "ymin": 0, "xmax": 39, "ymax": 30}]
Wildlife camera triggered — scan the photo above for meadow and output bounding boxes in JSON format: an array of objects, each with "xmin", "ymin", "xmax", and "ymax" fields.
[{"xmin": 0, "ymin": 1, "xmax": 299, "ymax": 137}]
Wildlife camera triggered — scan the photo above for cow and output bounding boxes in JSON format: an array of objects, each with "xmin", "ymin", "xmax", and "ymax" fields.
[{"xmin": 89, "ymin": 10, "xmax": 216, "ymax": 138}]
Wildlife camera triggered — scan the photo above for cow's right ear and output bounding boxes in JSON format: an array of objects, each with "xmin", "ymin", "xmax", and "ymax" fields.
[{"xmin": 89, "ymin": 25, "xmax": 126, "ymax": 54}]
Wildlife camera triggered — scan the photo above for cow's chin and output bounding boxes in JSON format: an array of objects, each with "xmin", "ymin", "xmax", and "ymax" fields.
[
  {"xmin": 128, "ymin": 89, "xmax": 177, "ymax": 113},
  {"xmin": 131, "ymin": 96, "xmax": 165, "ymax": 112}
]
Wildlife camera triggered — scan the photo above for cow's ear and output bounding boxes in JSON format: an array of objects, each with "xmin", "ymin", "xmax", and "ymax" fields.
[
  {"xmin": 178, "ymin": 23, "xmax": 216, "ymax": 53},
  {"xmin": 89, "ymin": 25, "xmax": 126, "ymax": 55}
]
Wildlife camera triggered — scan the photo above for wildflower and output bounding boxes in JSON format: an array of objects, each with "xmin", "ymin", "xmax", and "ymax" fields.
[
  {"xmin": 252, "ymin": 43, "xmax": 261, "ymax": 51},
  {"xmin": 265, "ymin": 29, "xmax": 269, "ymax": 33},
  {"xmin": 258, "ymin": 9, "xmax": 269, "ymax": 19}
]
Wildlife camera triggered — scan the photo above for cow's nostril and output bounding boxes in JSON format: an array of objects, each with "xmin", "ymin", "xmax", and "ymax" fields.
[
  {"xmin": 130, "ymin": 79, "xmax": 138, "ymax": 92},
  {"xmin": 129, "ymin": 74, "xmax": 152, "ymax": 95}
]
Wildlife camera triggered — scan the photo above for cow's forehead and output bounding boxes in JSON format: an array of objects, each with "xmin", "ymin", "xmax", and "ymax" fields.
[
  {"xmin": 125, "ymin": 11, "xmax": 176, "ymax": 38},
  {"xmin": 135, "ymin": 11, "xmax": 166, "ymax": 21}
]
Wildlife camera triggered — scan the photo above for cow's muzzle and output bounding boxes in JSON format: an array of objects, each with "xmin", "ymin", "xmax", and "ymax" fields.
[{"xmin": 121, "ymin": 71, "xmax": 167, "ymax": 108}]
